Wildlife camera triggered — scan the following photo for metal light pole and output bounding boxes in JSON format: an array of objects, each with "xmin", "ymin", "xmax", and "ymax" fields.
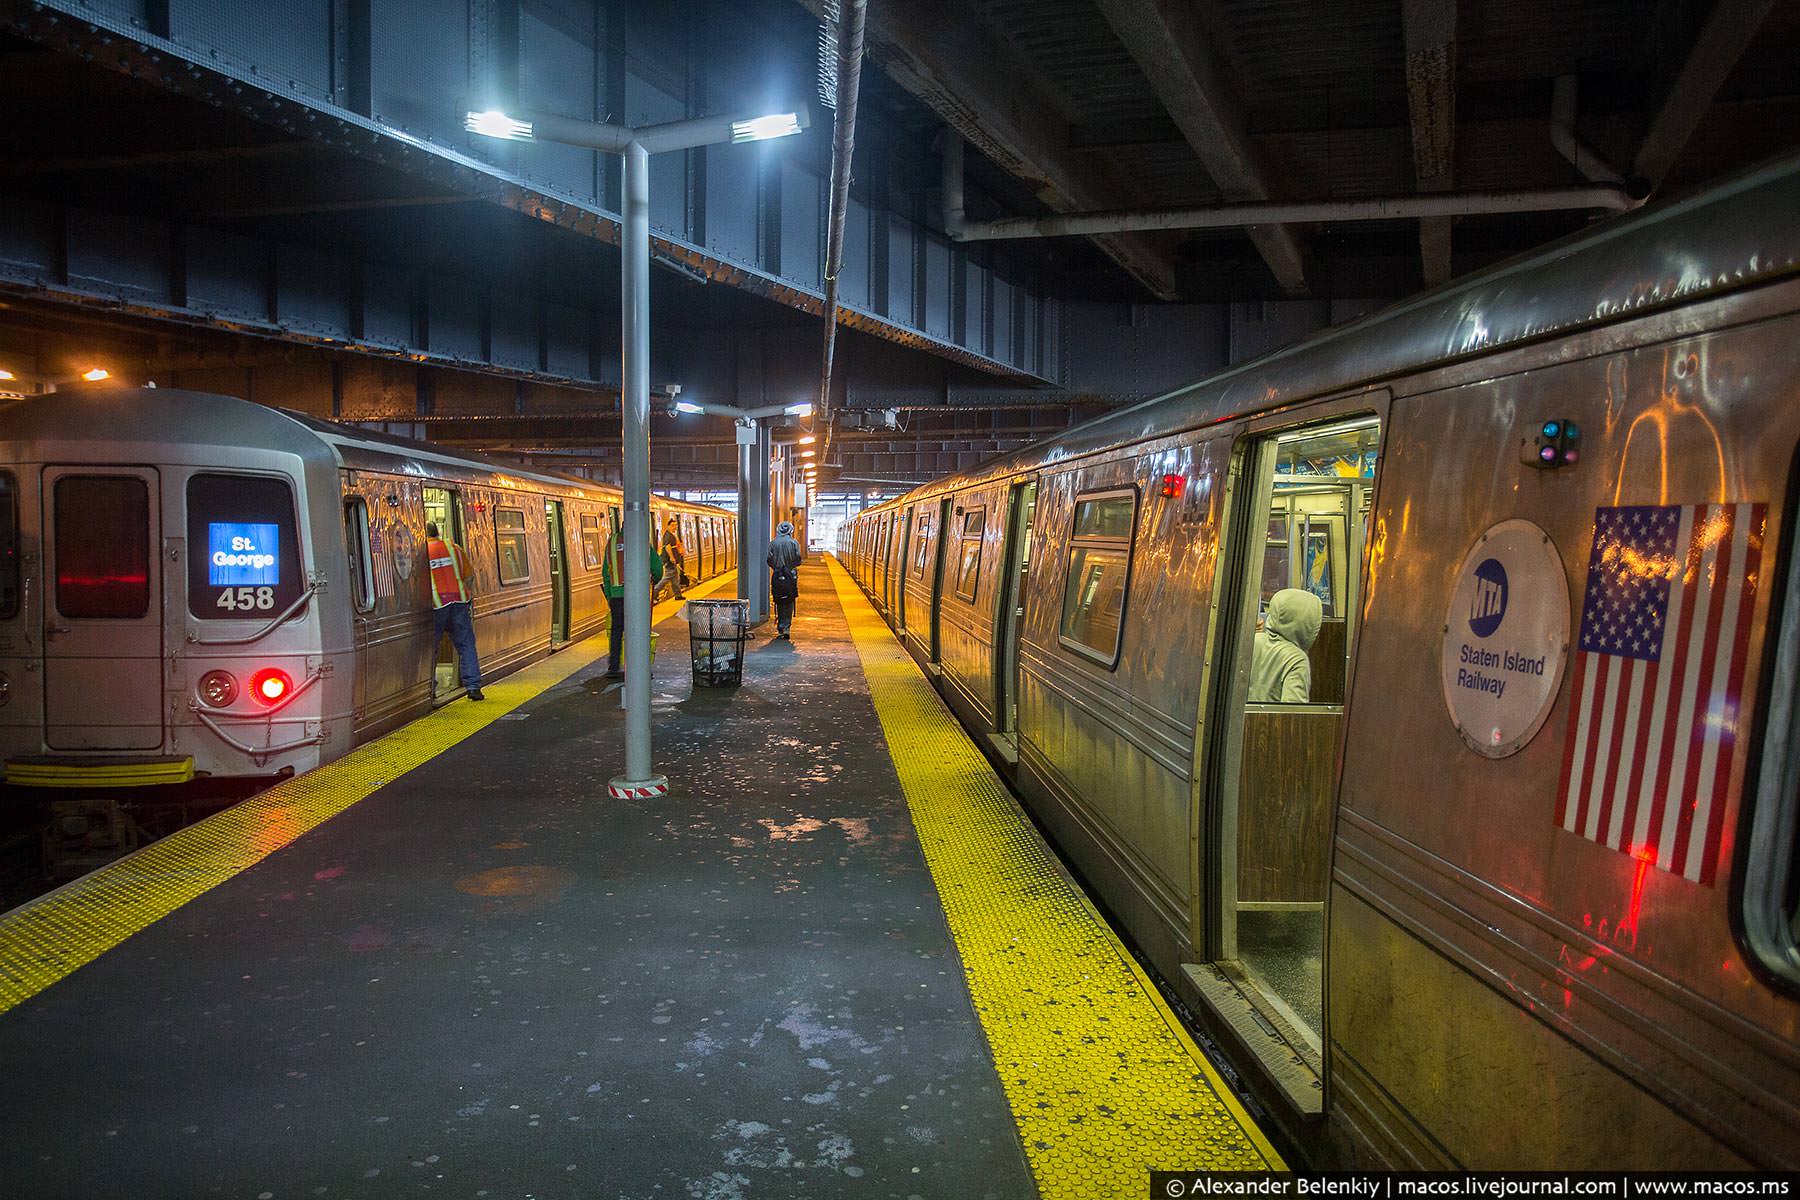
[{"xmin": 465, "ymin": 104, "xmax": 808, "ymax": 801}]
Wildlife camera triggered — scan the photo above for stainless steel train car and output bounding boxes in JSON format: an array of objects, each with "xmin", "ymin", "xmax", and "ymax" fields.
[
  {"xmin": 0, "ymin": 389, "xmax": 734, "ymax": 788},
  {"xmin": 844, "ymin": 153, "xmax": 1800, "ymax": 1167}
]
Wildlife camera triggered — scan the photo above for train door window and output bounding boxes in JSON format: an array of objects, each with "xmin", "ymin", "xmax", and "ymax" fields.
[
  {"xmin": 495, "ymin": 508, "xmax": 530, "ymax": 584},
  {"xmin": 1213, "ymin": 414, "xmax": 1381, "ymax": 1077},
  {"xmin": 345, "ymin": 499, "xmax": 376, "ymax": 614},
  {"xmin": 954, "ymin": 507, "xmax": 986, "ymax": 601},
  {"xmin": 912, "ymin": 511, "xmax": 933, "ymax": 577},
  {"xmin": 579, "ymin": 513, "xmax": 604, "ymax": 570},
  {"xmin": 422, "ymin": 486, "xmax": 460, "ymax": 542},
  {"xmin": 186, "ymin": 473, "xmax": 304, "ymax": 620},
  {"xmin": 998, "ymin": 479, "xmax": 1039, "ymax": 738},
  {"xmin": 1057, "ymin": 489, "xmax": 1136, "ymax": 667},
  {"xmin": 0, "ymin": 471, "xmax": 18, "ymax": 618},
  {"xmin": 55, "ymin": 475, "xmax": 152, "ymax": 618}
]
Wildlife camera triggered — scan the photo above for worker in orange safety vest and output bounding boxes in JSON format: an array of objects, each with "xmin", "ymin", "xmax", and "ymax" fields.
[{"xmin": 426, "ymin": 521, "xmax": 484, "ymax": 700}]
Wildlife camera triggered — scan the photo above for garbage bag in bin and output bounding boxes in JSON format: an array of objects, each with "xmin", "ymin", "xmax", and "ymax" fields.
[{"xmin": 686, "ymin": 599, "xmax": 750, "ymax": 687}]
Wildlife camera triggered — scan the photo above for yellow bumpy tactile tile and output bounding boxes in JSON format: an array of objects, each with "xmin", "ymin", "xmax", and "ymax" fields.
[
  {"xmin": 0, "ymin": 572, "xmax": 736, "ymax": 1015},
  {"xmin": 825, "ymin": 555, "xmax": 1282, "ymax": 1192}
]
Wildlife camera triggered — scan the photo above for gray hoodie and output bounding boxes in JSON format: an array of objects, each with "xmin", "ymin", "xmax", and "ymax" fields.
[{"xmin": 1248, "ymin": 588, "xmax": 1323, "ymax": 703}]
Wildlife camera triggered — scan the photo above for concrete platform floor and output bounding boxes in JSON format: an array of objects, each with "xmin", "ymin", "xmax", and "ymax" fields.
[{"xmin": 0, "ymin": 562, "xmax": 1035, "ymax": 1199}]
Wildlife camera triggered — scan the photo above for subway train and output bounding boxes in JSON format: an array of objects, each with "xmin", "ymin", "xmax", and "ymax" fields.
[
  {"xmin": 844, "ymin": 153, "xmax": 1800, "ymax": 1167},
  {"xmin": 0, "ymin": 389, "xmax": 735, "ymax": 789}
]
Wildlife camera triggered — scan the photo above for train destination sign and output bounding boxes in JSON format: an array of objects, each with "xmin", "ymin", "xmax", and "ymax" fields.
[
  {"xmin": 208, "ymin": 521, "xmax": 281, "ymax": 586},
  {"xmin": 1440, "ymin": 519, "xmax": 1570, "ymax": 758}
]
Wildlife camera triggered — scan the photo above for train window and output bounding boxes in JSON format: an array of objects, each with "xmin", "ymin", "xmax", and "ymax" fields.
[
  {"xmin": 56, "ymin": 475, "xmax": 152, "ymax": 619},
  {"xmin": 186, "ymin": 473, "xmax": 303, "ymax": 620},
  {"xmin": 1058, "ymin": 489, "xmax": 1137, "ymax": 667},
  {"xmin": 579, "ymin": 513, "xmax": 603, "ymax": 570},
  {"xmin": 912, "ymin": 512, "xmax": 933, "ymax": 578},
  {"xmin": 0, "ymin": 472, "xmax": 17, "ymax": 619},
  {"xmin": 954, "ymin": 507, "xmax": 985, "ymax": 600},
  {"xmin": 495, "ymin": 508, "xmax": 530, "ymax": 584},
  {"xmin": 344, "ymin": 500, "xmax": 376, "ymax": 614}
]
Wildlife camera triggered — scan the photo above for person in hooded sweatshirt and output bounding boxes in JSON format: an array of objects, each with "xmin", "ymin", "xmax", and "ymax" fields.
[
  {"xmin": 767, "ymin": 521, "xmax": 802, "ymax": 639},
  {"xmin": 1249, "ymin": 587, "xmax": 1323, "ymax": 703}
]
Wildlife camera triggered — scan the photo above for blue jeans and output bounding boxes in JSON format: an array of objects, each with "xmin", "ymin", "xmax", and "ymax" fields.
[{"xmin": 433, "ymin": 601, "xmax": 481, "ymax": 688}]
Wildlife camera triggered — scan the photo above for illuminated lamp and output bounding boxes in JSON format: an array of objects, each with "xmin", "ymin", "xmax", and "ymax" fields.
[
  {"xmin": 0, "ymin": 369, "xmax": 14, "ymax": 381},
  {"xmin": 1160, "ymin": 473, "xmax": 1186, "ymax": 498},
  {"xmin": 81, "ymin": 368, "xmax": 110, "ymax": 382},
  {"xmin": 784, "ymin": 402, "xmax": 813, "ymax": 417},
  {"xmin": 249, "ymin": 668, "xmax": 293, "ymax": 706}
]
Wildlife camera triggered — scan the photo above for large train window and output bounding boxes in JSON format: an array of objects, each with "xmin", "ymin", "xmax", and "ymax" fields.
[
  {"xmin": 495, "ymin": 508, "xmax": 530, "ymax": 584},
  {"xmin": 1742, "ymin": 457, "xmax": 1800, "ymax": 990},
  {"xmin": 0, "ymin": 472, "xmax": 17, "ymax": 619},
  {"xmin": 579, "ymin": 513, "xmax": 604, "ymax": 570},
  {"xmin": 344, "ymin": 499, "xmax": 375, "ymax": 614},
  {"xmin": 954, "ymin": 507, "xmax": 985, "ymax": 601},
  {"xmin": 1058, "ymin": 488, "xmax": 1137, "ymax": 667},
  {"xmin": 186, "ymin": 473, "xmax": 303, "ymax": 620}
]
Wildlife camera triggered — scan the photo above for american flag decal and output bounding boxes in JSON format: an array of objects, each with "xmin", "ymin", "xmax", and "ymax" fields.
[{"xmin": 1556, "ymin": 503, "xmax": 1766, "ymax": 884}]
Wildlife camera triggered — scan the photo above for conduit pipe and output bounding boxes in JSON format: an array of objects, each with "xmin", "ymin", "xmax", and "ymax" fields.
[
  {"xmin": 942, "ymin": 134, "xmax": 1645, "ymax": 243},
  {"xmin": 1551, "ymin": 75, "xmax": 1628, "ymax": 186}
]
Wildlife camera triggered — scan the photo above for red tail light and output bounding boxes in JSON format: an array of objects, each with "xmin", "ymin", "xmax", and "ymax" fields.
[{"xmin": 249, "ymin": 668, "xmax": 293, "ymax": 705}]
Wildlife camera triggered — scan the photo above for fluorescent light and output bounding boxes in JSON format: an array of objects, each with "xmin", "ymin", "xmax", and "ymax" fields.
[
  {"xmin": 465, "ymin": 109, "xmax": 535, "ymax": 141},
  {"xmin": 797, "ymin": 435, "xmax": 815, "ymax": 444},
  {"xmin": 731, "ymin": 113, "xmax": 803, "ymax": 144},
  {"xmin": 81, "ymin": 368, "xmax": 110, "ymax": 382},
  {"xmin": 0, "ymin": 369, "xmax": 14, "ymax": 381},
  {"xmin": 673, "ymin": 401, "xmax": 705, "ymax": 415},
  {"xmin": 784, "ymin": 402, "xmax": 813, "ymax": 417},
  {"xmin": 800, "ymin": 449, "xmax": 815, "ymax": 458}
]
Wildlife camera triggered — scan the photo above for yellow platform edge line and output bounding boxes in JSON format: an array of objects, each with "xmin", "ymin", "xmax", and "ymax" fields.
[
  {"xmin": 0, "ymin": 572, "xmax": 737, "ymax": 1015},
  {"xmin": 825, "ymin": 555, "xmax": 1284, "ymax": 1188}
]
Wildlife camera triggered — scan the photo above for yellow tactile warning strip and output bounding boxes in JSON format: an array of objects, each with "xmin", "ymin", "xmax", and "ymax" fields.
[
  {"xmin": 0, "ymin": 572, "xmax": 735, "ymax": 1015},
  {"xmin": 825, "ymin": 556, "xmax": 1283, "ymax": 1189}
]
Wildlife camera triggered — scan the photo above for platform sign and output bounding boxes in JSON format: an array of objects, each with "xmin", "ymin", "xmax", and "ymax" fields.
[
  {"xmin": 207, "ymin": 521, "xmax": 280, "ymax": 586},
  {"xmin": 1440, "ymin": 519, "xmax": 1570, "ymax": 758}
]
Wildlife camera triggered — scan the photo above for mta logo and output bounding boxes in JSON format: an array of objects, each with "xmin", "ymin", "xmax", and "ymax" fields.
[{"xmin": 1469, "ymin": 558, "xmax": 1508, "ymax": 638}]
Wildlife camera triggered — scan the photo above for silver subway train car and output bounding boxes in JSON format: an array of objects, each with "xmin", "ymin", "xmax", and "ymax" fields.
[
  {"xmin": 845, "ymin": 153, "xmax": 1800, "ymax": 1167},
  {"xmin": 0, "ymin": 389, "xmax": 735, "ymax": 788}
]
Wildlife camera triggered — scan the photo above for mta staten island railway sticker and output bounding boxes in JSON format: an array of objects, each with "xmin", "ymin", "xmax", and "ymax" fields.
[{"xmin": 1440, "ymin": 518, "xmax": 1570, "ymax": 758}]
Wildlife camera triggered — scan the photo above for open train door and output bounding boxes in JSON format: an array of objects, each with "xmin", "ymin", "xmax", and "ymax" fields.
[
  {"xmin": 41, "ymin": 467, "xmax": 163, "ymax": 749},
  {"xmin": 994, "ymin": 478, "xmax": 1039, "ymax": 757}
]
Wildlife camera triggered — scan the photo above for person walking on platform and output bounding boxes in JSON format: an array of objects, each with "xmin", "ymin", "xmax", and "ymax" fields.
[
  {"xmin": 601, "ymin": 516, "xmax": 664, "ymax": 680},
  {"xmin": 768, "ymin": 520, "xmax": 802, "ymax": 640},
  {"xmin": 425, "ymin": 521, "xmax": 484, "ymax": 701},
  {"xmin": 657, "ymin": 517, "xmax": 687, "ymax": 601}
]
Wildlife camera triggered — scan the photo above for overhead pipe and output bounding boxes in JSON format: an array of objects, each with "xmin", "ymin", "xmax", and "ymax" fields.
[
  {"xmin": 816, "ymin": 0, "xmax": 868, "ymax": 473},
  {"xmin": 941, "ymin": 133, "xmax": 1645, "ymax": 243},
  {"xmin": 1551, "ymin": 75, "xmax": 1628, "ymax": 186}
]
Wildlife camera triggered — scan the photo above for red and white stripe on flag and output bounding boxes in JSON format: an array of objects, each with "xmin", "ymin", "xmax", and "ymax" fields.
[{"xmin": 1555, "ymin": 502, "xmax": 1766, "ymax": 884}]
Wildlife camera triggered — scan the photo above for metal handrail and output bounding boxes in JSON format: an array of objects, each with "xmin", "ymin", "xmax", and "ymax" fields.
[{"xmin": 188, "ymin": 586, "xmax": 315, "ymax": 646}]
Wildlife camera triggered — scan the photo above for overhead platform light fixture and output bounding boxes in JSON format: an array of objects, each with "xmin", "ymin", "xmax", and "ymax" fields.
[
  {"xmin": 464, "ymin": 110, "xmax": 535, "ymax": 141},
  {"xmin": 673, "ymin": 401, "xmax": 706, "ymax": 415},
  {"xmin": 785, "ymin": 402, "xmax": 814, "ymax": 417},
  {"xmin": 81, "ymin": 368, "xmax": 110, "ymax": 382},
  {"xmin": 730, "ymin": 113, "xmax": 804, "ymax": 144}
]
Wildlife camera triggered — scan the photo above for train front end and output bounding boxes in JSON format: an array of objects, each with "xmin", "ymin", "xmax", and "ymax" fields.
[{"xmin": 0, "ymin": 390, "xmax": 351, "ymax": 806}]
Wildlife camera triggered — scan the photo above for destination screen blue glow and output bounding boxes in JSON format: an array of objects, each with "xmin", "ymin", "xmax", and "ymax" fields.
[{"xmin": 207, "ymin": 522, "xmax": 281, "ymax": 586}]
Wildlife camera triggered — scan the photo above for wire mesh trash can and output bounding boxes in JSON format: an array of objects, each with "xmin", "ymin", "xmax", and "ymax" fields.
[{"xmin": 686, "ymin": 599, "xmax": 749, "ymax": 687}]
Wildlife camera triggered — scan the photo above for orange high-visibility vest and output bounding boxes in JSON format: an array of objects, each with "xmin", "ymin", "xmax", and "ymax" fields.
[{"xmin": 427, "ymin": 538, "xmax": 471, "ymax": 607}]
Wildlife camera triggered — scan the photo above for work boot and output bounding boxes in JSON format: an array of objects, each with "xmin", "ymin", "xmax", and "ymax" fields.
[
  {"xmin": 605, "ymin": 663, "xmax": 624, "ymax": 680},
  {"xmin": 467, "ymin": 687, "xmax": 486, "ymax": 701}
]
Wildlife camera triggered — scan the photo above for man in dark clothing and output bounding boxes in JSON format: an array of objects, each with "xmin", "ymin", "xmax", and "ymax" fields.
[
  {"xmin": 767, "ymin": 520, "xmax": 802, "ymax": 639},
  {"xmin": 600, "ymin": 517, "xmax": 664, "ymax": 679},
  {"xmin": 657, "ymin": 518, "xmax": 687, "ymax": 601}
]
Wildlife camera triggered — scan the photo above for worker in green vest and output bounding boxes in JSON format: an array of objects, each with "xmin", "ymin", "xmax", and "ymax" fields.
[{"xmin": 600, "ymin": 515, "xmax": 664, "ymax": 680}]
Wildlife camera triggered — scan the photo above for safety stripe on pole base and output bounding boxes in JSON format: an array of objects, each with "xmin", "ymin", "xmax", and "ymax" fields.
[
  {"xmin": 0, "ymin": 572, "xmax": 737, "ymax": 1015},
  {"xmin": 825, "ymin": 556, "xmax": 1283, "ymax": 1190}
]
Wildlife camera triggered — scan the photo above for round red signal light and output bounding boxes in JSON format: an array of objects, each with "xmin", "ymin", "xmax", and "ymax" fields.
[{"xmin": 249, "ymin": 668, "xmax": 293, "ymax": 706}]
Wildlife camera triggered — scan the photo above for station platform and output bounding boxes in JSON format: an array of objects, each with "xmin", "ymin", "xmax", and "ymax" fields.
[{"xmin": 0, "ymin": 558, "xmax": 1279, "ymax": 1198}]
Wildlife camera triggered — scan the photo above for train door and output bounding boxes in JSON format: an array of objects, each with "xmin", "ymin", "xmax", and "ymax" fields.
[
  {"xmin": 41, "ymin": 467, "xmax": 162, "ymax": 749},
  {"xmin": 930, "ymin": 497, "xmax": 952, "ymax": 662},
  {"xmin": 680, "ymin": 514, "xmax": 698, "ymax": 582},
  {"xmin": 1202, "ymin": 412, "xmax": 1382, "ymax": 1102},
  {"xmin": 545, "ymin": 499, "xmax": 570, "ymax": 644},
  {"xmin": 995, "ymin": 478, "xmax": 1039, "ymax": 748},
  {"xmin": 422, "ymin": 486, "xmax": 462, "ymax": 697},
  {"xmin": 896, "ymin": 508, "xmax": 914, "ymax": 633}
]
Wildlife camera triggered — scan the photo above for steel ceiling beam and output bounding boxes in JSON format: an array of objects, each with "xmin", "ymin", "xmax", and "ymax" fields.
[
  {"xmin": 1633, "ymin": 0, "xmax": 1778, "ymax": 189},
  {"xmin": 1090, "ymin": 0, "xmax": 1309, "ymax": 296},
  {"xmin": 811, "ymin": 0, "xmax": 1181, "ymax": 301},
  {"xmin": 1402, "ymin": 0, "xmax": 1457, "ymax": 287}
]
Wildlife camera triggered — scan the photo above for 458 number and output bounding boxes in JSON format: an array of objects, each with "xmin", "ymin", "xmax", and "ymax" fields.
[{"xmin": 216, "ymin": 586, "xmax": 275, "ymax": 611}]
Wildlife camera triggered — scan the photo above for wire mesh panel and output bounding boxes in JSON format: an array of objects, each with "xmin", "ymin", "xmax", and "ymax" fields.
[{"xmin": 687, "ymin": 599, "xmax": 750, "ymax": 687}]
